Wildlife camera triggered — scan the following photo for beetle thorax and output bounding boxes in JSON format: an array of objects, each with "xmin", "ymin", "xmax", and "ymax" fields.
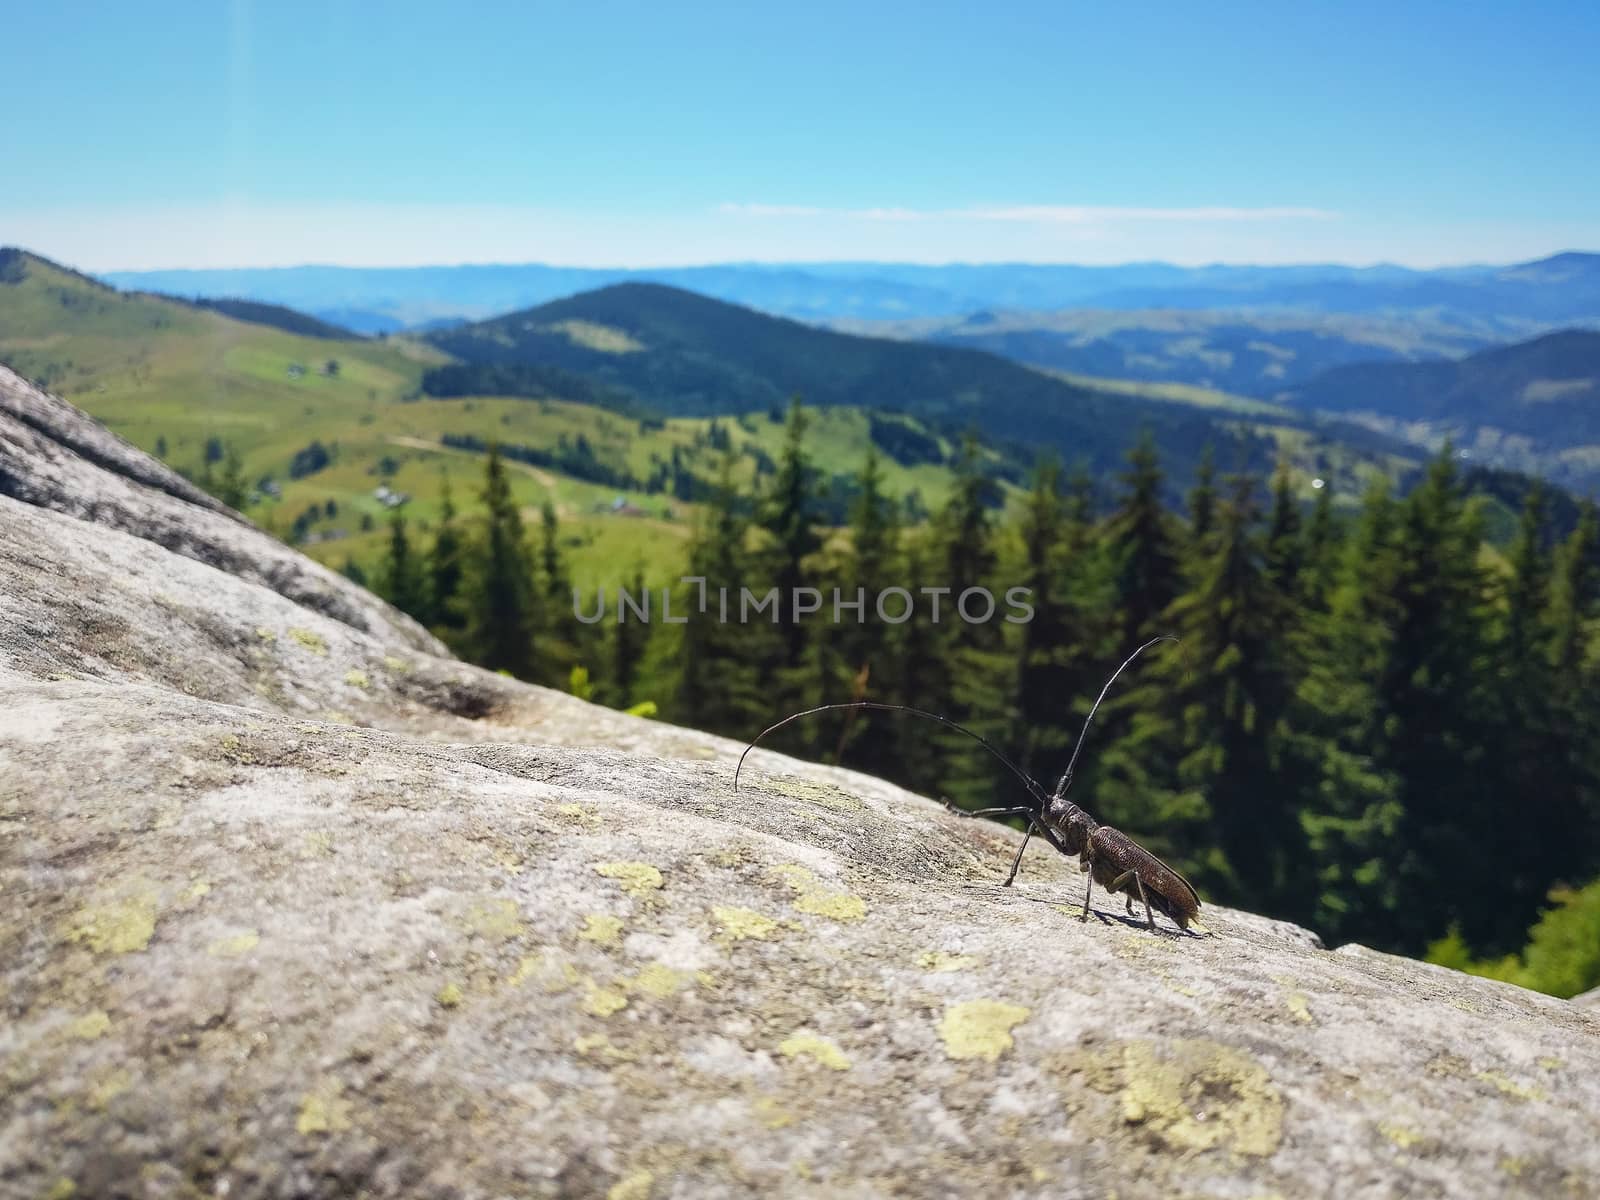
[{"xmin": 1045, "ymin": 796, "xmax": 1099, "ymax": 854}]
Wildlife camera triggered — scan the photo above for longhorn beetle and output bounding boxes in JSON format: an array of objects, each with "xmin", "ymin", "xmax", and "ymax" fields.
[{"xmin": 734, "ymin": 636, "xmax": 1201, "ymax": 933}]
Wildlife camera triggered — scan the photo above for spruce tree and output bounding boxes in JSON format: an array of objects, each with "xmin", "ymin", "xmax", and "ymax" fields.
[
  {"xmin": 1488, "ymin": 486, "xmax": 1598, "ymax": 949},
  {"xmin": 1264, "ymin": 463, "xmax": 1304, "ymax": 598},
  {"xmin": 1009, "ymin": 455, "xmax": 1108, "ymax": 788},
  {"xmin": 758, "ymin": 398, "xmax": 823, "ymax": 718},
  {"xmin": 378, "ymin": 510, "xmax": 427, "ymax": 620},
  {"xmin": 464, "ymin": 446, "xmax": 538, "ymax": 678},
  {"xmin": 1366, "ymin": 448, "xmax": 1499, "ymax": 952},
  {"xmin": 830, "ymin": 447, "xmax": 902, "ymax": 776},
  {"xmin": 1548, "ymin": 500, "xmax": 1599, "ymax": 682},
  {"xmin": 1301, "ymin": 480, "xmax": 1341, "ymax": 609},
  {"xmin": 1105, "ymin": 431, "xmax": 1181, "ymax": 649},
  {"xmin": 428, "ymin": 475, "xmax": 465, "ymax": 631},
  {"xmin": 537, "ymin": 500, "xmax": 583, "ymax": 684},
  {"xmin": 1187, "ymin": 444, "xmax": 1218, "ymax": 549},
  {"xmin": 673, "ymin": 455, "xmax": 772, "ymax": 737},
  {"xmin": 606, "ymin": 566, "xmax": 651, "ymax": 710}
]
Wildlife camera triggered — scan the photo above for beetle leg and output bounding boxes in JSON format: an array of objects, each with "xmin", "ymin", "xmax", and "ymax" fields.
[
  {"xmin": 1108, "ymin": 870, "xmax": 1156, "ymax": 930},
  {"xmin": 946, "ymin": 803, "xmax": 1035, "ymax": 820},
  {"xmin": 1079, "ymin": 866, "xmax": 1093, "ymax": 921},
  {"xmin": 1001, "ymin": 821, "xmax": 1036, "ymax": 887}
]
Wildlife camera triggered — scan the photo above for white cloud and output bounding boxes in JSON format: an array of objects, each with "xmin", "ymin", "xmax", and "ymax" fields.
[
  {"xmin": 1, "ymin": 200, "xmax": 1591, "ymax": 271},
  {"xmin": 719, "ymin": 203, "xmax": 1339, "ymax": 224}
]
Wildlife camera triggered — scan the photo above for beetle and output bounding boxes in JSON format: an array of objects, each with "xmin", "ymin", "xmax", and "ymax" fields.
[{"xmin": 734, "ymin": 636, "xmax": 1202, "ymax": 933}]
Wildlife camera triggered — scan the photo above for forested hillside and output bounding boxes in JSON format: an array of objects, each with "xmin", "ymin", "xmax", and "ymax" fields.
[{"xmin": 423, "ymin": 282, "xmax": 1253, "ymax": 483}]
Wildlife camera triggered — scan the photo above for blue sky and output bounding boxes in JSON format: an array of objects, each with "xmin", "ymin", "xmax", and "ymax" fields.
[{"xmin": 3, "ymin": 0, "xmax": 1597, "ymax": 270}]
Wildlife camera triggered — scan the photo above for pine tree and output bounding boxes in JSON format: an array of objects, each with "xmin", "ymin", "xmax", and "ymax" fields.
[
  {"xmin": 829, "ymin": 447, "xmax": 902, "ymax": 776},
  {"xmin": 758, "ymin": 398, "xmax": 823, "ymax": 718},
  {"xmin": 463, "ymin": 445, "xmax": 538, "ymax": 678},
  {"xmin": 1009, "ymin": 455, "xmax": 1108, "ymax": 788},
  {"xmin": 1098, "ymin": 473, "xmax": 1298, "ymax": 906},
  {"xmin": 428, "ymin": 475, "xmax": 465, "ymax": 631},
  {"xmin": 1548, "ymin": 500, "xmax": 1599, "ymax": 682},
  {"xmin": 377, "ymin": 510, "xmax": 427, "ymax": 620},
  {"xmin": 934, "ymin": 433, "xmax": 1012, "ymax": 808},
  {"xmin": 1364, "ymin": 448, "xmax": 1499, "ymax": 952},
  {"xmin": 537, "ymin": 499, "xmax": 582, "ymax": 684},
  {"xmin": 1264, "ymin": 463, "xmax": 1304, "ymax": 598},
  {"xmin": 673, "ymin": 455, "xmax": 772, "ymax": 737},
  {"xmin": 1488, "ymin": 486, "xmax": 1599, "ymax": 949},
  {"xmin": 1301, "ymin": 480, "xmax": 1341, "ymax": 608},
  {"xmin": 1105, "ymin": 431, "xmax": 1181, "ymax": 649},
  {"xmin": 601, "ymin": 565, "xmax": 651, "ymax": 710},
  {"xmin": 215, "ymin": 444, "xmax": 249, "ymax": 510},
  {"xmin": 1187, "ymin": 444, "xmax": 1218, "ymax": 549}
]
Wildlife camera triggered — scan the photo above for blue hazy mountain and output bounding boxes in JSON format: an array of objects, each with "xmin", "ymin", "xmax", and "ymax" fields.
[{"xmin": 103, "ymin": 252, "xmax": 1600, "ymax": 330}]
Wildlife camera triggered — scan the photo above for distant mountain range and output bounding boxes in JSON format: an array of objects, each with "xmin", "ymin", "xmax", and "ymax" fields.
[
  {"xmin": 102, "ymin": 252, "xmax": 1600, "ymax": 332},
  {"xmin": 848, "ymin": 308, "xmax": 1510, "ymax": 397}
]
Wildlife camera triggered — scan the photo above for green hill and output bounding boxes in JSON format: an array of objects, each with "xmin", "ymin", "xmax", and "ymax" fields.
[
  {"xmin": 422, "ymin": 282, "xmax": 1259, "ymax": 483},
  {"xmin": 1280, "ymin": 330, "xmax": 1600, "ymax": 493},
  {"xmin": 179, "ymin": 295, "xmax": 361, "ymax": 340}
]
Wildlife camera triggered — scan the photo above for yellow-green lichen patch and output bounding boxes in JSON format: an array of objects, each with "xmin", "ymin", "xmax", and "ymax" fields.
[
  {"xmin": 1286, "ymin": 992, "xmax": 1313, "ymax": 1024},
  {"xmin": 557, "ymin": 802, "xmax": 602, "ymax": 828},
  {"xmin": 1379, "ymin": 1121, "xmax": 1425, "ymax": 1151},
  {"xmin": 301, "ymin": 831, "xmax": 334, "ymax": 858},
  {"xmin": 607, "ymin": 1170, "xmax": 654, "ymax": 1200},
  {"xmin": 62, "ymin": 892, "xmax": 158, "ymax": 955},
  {"xmin": 255, "ymin": 627, "xmax": 277, "ymax": 643},
  {"xmin": 1101, "ymin": 1040, "xmax": 1284, "ymax": 1157},
  {"xmin": 1475, "ymin": 1069, "xmax": 1547, "ymax": 1102},
  {"xmin": 1500, "ymin": 1156, "xmax": 1528, "ymax": 1177},
  {"xmin": 584, "ymin": 982, "xmax": 630, "ymax": 1017},
  {"xmin": 463, "ymin": 897, "xmax": 525, "ymax": 942},
  {"xmin": 44, "ymin": 1180, "xmax": 77, "ymax": 1200},
  {"xmin": 66, "ymin": 1010, "xmax": 111, "ymax": 1040},
  {"xmin": 779, "ymin": 1033, "xmax": 852, "ymax": 1071},
  {"xmin": 296, "ymin": 1080, "xmax": 353, "ymax": 1135},
  {"xmin": 595, "ymin": 861, "xmax": 664, "ymax": 898},
  {"xmin": 771, "ymin": 864, "xmax": 867, "ymax": 923},
  {"xmin": 628, "ymin": 963, "xmax": 697, "ymax": 999},
  {"xmin": 574, "ymin": 1033, "xmax": 635, "ymax": 1062},
  {"xmin": 287, "ymin": 627, "xmax": 328, "ymax": 655},
  {"xmin": 343, "ymin": 669, "xmax": 370, "ymax": 689},
  {"xmin": 382, "ymin": 655, "xmax": 412, "ymax": 675},
  {"xmin": 753, "ymin": 1095, "xmax": 795, "ymax": 1129},
  {"xmin": 1537, "ymin": 1056, "xmax": 1563, "ymax": 1071},
  {"xmin": 766, "ymin": 776, "xmax": 863, "ymax": 812},
  {"xmin": 939, "ymin": 1000, "xmax": 1030, "ymax": 1062},
  {"xmin": 181, "ymin": 878, "xmax": 211, "ymax": 903},
  {"xmin": 207, "ymin": 931, "xmax": 260, "ymax": 958},
  {"xmin": 87, "ymin": 1068, "xmax": 132, "ymax": 1111},
  {"xmin": 917, "ymin": 950, "xmax": 979, "ymax": 973},
  {"xmin": 508, "ymin": 954, "xmax": 543, "ymax": 988},
  {"xmin": 579, "ymin": 913, "xmax": 625, "ymax": 947},
  {"xmin": 436, "ymin": 982, "xmax": 465, "ymax": 1008},
  {"xmin": 712, "ymin": 905, "xmax": 779, "ymax": 942}
]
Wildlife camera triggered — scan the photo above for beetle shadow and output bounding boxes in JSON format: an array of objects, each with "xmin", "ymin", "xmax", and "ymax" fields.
[{"xmin": 956, "ymin": 881, "xmax": 1207, "ymax": 938}]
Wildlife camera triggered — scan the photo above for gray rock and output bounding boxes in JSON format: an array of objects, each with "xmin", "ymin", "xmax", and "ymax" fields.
[{"xmin": 2, "ymin": 372, "xmax": 1598, "ymax": 1199}]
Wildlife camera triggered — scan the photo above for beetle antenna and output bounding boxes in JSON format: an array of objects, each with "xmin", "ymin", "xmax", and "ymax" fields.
[
  {"xmin": 734, "ymin": 701, "xmax": 1051, "ymax": 812},
  {"xmin": 1055, "ymin": 635, "xmax": 1178, "ymax": 799}
]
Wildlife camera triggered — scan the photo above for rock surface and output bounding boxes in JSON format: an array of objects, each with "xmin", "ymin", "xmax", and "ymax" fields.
[{"xmin": 2, "ymin": 370, "xmax": 1598, "ymax": 1199}]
